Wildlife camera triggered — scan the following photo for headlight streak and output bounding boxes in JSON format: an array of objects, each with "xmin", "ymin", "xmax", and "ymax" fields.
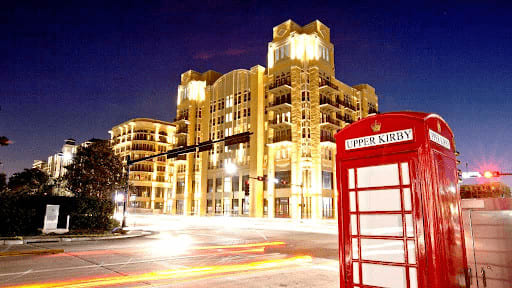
[
  {"xmin": 7, "ymin": 255, "xmax": 313, "ymax": 288},
  {"xmin": 42, "ymin": 241, "xmax": 286, "ymax": 258}
]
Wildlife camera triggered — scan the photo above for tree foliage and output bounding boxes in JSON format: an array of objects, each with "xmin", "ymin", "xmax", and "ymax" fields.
[
  {"xmin": 64, "ymin": 140, "xmax": 125, "ymax": 199},
  {"xmin": 0, "ymin": 173, "xmax": 6, "ymax": 193},
  {"xmin": 7, "ymin": 168, "xmax": 52, "ymax": 195},
  {"xmin": 0, "ymin": 136, "xmax": 9, "ymax": 146}
]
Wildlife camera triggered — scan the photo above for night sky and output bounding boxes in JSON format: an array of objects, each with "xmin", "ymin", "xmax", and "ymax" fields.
[{"xmin": 1, "ymin": 1, "xmax": 511, "ymax": 186}]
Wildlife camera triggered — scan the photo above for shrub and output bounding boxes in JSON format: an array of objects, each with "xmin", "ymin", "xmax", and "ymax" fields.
[{"xmin": 0, "ymin": 195, "xmax": 116, "ymax": 236}]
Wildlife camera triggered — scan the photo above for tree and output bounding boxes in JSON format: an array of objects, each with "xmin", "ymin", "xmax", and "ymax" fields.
[
  {"xmin": 0, "ymin": 173, "xmax": 6, "ymax": 193},
  {"xmin": 0, "ymin": 136, "xmax": 9, "ymax": 146},
  {"xmin": 64, "ymin": 140, "xmax": 125, "ymax": 199},
  {"xmin": 7, "ymin": 168, "xmax": 52, "ymax": 195}
]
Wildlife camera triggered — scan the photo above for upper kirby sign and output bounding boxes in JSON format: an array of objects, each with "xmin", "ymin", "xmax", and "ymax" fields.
[
  {"xmin": 345, "ymin": 128, "xmax": 452, "ymax": 151},
  {"xmin": 345, "ymin": 129, "xmax": 413, "ymax": 150}
]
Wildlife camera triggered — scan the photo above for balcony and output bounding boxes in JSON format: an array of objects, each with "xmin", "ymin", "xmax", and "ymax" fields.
[
  {"xmin": 174, "ymin": 114, "xmax": 190, "ymax": 125},
  {"xmin": 340, "ymin": 101, "xmax": 357, "ymax": 111},
  {"xmin": 368, "ymin": 108, "xmax": 378, "ymax": 114},
  {"xmin": 268, "ymin": 79, "xmax": 291, "ymax": 93},
  {"xmin": 320, "ymin": 118, "xmax": 341, "ymax": 130},
  {"xmin": 319, "ymin": 78, "xmax": 339, "ymax": 94},
  {"xmin": 321, "ymin": 135, "xmax": 336, "ymax": 143},
  {"xmin": 320, "ymin": 97, "xmax": 341, "ymax": 113},
  {"xmin": 267, "ymin": 96, "xmax": 292, "ymax": 112},
  {"xmin": 269, "ymin": 134, "xmax": 292, "ymax": 144},
  {"xmin": 177, "ymin": 126, "xmax": 188, "ymax": 134},
  {"xmin": 269, "ymin": 119, "xmax": 292, "ymax": 129},
  {"xmin": 343, "ymin": 117, "xmax": 355, "ymax": 124}
]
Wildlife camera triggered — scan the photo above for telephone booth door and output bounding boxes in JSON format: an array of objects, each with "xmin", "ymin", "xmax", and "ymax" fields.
[{"xmin": 341, "ymin": 154, "xmax": 422, "ymax": 288}]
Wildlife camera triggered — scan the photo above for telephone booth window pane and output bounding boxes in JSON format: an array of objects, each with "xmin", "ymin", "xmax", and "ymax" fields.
[
  {"xmin": 362, "ymin": 263, "xmax": 406, "ymax": 288},
  {"xmin": 407, "ymin": 240, "xmax": 416, "ymax": 264},
  {"xmin": 360, "ymin": 214, "xmax": 403, "ymax": 236},
  {"xmin": 409, "ymin": 267, "xmax": 418, "ymax": 288},
  {"xmin": 352, "ymin": 239, "xmax": 359, "ymax": 259},
  {"xmin": 358, "ymin": 189, "xmax": 401, "ymax": 211},
  {"xmin": 350, "ymin": 191, "xmax": 357, "ymax": 211},
  {"xmin": 403, "ymin": 188, "xmax": 412, "ymax": 211},
  {"xmin": 348, "ymin": 168, "xmax": 355, "ymax": 189},
  {"xmin": 353, "ymin": 262, "xmax": 360, "ymax": 284},
  {"xmin": 360, "ymin": 239, "xmax": 405, "ymax": 263},
  {"xmin": 351, "ymin": 214, "xmax": 358, "ymax": 235},
  {"xmin": 401, "ymin": 162, "xmax": 410, "ymax": 185},
  {"xmin": 356, "ymin": 164, "xmax": 399, "ymax": 188},
  {"xmin": 405, "ymin": 214, "xmax": 414, "ymax": 237}
]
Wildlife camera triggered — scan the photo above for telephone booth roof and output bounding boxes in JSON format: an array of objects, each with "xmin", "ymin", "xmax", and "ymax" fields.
[{"xmin": 335, "ymin": 111, "xmax": 455, "ymax": 160}]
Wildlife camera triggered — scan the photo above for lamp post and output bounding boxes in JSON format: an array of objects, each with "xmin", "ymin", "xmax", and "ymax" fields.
[{"xmin": 122, "ymin": 155, "xmax": 130, "ymax": 228}]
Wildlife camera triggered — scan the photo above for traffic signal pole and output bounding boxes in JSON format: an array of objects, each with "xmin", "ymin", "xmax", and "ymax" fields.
[{"xmin": 121, "ymin": 132, "xmax": 252, "ymax": 227}]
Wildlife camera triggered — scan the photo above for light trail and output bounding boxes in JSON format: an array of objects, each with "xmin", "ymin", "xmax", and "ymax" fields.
[
  {"xmin": 42, "ymin": 241, "xmax": 285, "ymax": 258},
  {"xmin": 6, "ymin": 255, "xmax": 312, "ymax": 288}
]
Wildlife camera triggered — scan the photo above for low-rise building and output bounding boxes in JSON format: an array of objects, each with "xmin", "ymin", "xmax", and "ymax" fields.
[{"xmin": 109, "ymin": 118, "xmax": 176, "ymax": 213}]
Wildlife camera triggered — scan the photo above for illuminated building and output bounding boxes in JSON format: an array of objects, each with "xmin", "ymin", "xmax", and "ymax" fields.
[
  {"xmin": 460, "ymin": 182, "xmax": 511, "ymax": 199},
  {"xmin": 33, "ymin": 138, "xmax": 102, "ymax": 196},
  {"xmin": 109, "ymin": 118, "xmax": 176, "ymax": 212},
  {"xmin": 172, "ymin": 20, "xmax": 379, "ymax": 219}
]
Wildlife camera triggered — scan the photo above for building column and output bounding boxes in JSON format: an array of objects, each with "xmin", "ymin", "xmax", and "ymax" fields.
[
  {"xmin": 267, "ymin": 146, "xmax": 276, "ymax": 218},
  {"xmin": 249, "ymin": 65, "xmax": 266, "ymax": 217},
  {"xmin": 309, "ymin": 67, "xmax": 323, "ymax": 219}
]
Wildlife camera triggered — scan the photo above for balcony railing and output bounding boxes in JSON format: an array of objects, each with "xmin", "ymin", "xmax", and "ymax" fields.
[
  {"xmin": 343, "ymin": 117, "xmax": 355, "ymax": 124},
  {"xmin": 270, "ymin": 134, "xmax": 292, "ymax": 143},
  {"xmin": 268, "ymin": 79, "xmax": 291, "ymax": 90},
  {"xmin": 268, "ymin": 96, "xmax": 292, "ymax": 107},
  {"xmin": 269, "ymin": 119, "xmax": 292, "ymax": 125},
  {"xmin": 368, "ymin": 108, "xmax": 378, "ymax": 114},
  {"xmin": 321, "ymin": 135, "xmax": 336, "ymax": 143},
  {"xmin": 340, "ymin": 101, "xmax": 357, "ymax": 111},
  {"xmin": 319, "ymin": 77, "xmax": 339, "ymax": 91},
  {"xmin": 174, "ymin": 114, "xmax": 189, "ymax": 122},
  {"xmin": 177, "ymin": 126, "xmax": 188, "ymax": 134},
  {"xmin": 320, "ymin": 97, "xmax": 336, "ymax": 106},
  {"xmin": 176, "ymin": 154, "xmax": 187, "ymax": 161},
  {"xmin": 321, "ymin": 118, "xmax": 341, "ymax": 126}
]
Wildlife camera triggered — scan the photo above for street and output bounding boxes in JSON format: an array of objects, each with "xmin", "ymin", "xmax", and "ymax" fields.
[{"xmin": 0, "ymin": 216, "xmax": 340, "ymax": 287}]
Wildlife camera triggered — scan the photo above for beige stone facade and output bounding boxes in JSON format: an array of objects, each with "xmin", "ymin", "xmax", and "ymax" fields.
[
  {"xmin": 109, "ymin": 118, "xmax": 176, "ymax": 213},
  {"xmin": 171, "ymin": 20, "xmax": 378, "ymax": 219}
]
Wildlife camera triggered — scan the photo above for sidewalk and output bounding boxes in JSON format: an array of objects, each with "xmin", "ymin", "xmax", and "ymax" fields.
[{"xmin": 126, "ymin": 214, "xmax": 339, "ymax": 235}]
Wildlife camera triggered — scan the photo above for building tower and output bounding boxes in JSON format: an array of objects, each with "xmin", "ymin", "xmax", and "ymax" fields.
[{"xmin": 172, "ymin": 19, "xmax": 378, "ymax": 219}]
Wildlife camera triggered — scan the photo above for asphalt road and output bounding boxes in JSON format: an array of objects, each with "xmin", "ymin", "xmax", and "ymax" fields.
[{"xmin": 0, "ymin": 216, "xmax": 340, "ymax": 287}]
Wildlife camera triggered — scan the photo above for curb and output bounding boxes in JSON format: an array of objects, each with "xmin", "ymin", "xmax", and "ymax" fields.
[
  {"xmin": 0, "ymin": 248, "xmax": 64, "ymax": 257},
  {"xmin": 21, "ymin": 231, "xmax": 152, "ymax": 244},
  {"xmin": 1, "ymin": 231, "xmax": 152, "ymax": 245}
]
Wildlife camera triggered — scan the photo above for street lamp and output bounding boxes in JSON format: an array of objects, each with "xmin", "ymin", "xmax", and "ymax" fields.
[{"xmin": 225, "ymin": 162, "xmax": 237, "ymax": 175}]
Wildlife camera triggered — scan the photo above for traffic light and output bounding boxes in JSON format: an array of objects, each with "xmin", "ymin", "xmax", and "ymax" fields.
[
  {"xmin": 256, "ymin": 176, "xmax": 266, "ymax": 181},
  {"xmin": 483, "ymin": 171, "xmax": 500, "ymax": 178},
  {"xmin": 455, "ymin": 150, "xmax": 462, "ymax": 183},
  {"xmin": 244, "ymin": 179, "xmax": 250, "ymax": 196}
]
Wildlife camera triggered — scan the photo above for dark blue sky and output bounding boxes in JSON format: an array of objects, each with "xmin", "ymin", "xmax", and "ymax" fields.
[{"xmin": 1, "ymin": 1, "xmax": 511, "ymax": 186}]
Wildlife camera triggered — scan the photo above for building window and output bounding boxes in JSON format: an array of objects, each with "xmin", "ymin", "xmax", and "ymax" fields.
[
  {"xmin": 232, "ymin": 175, "xmax": 239, "ymax": 192},
  {"xmin": 322, "ymin": 171, "xmax": 333, "ymax": 189},
  {"xmin": 176, "ymin": 180, "xmax": 185, "ymax": 194},
  {"xmin": 215, "ymin": 177, "xmax": 222, "ymax": 193},
  {"xmin": 275, "ymin": 171, "xmax": 291, "ymax": 188}
]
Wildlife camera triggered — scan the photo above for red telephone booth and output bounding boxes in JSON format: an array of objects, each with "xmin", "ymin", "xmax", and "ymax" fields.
[{"xmin": 335, "ymin": 112, "xmax": 468, "ymax": 288}]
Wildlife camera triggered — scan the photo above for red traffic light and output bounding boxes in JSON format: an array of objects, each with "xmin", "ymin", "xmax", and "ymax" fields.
[{"xmin": 483, "ymin": 171, "xmax": 500, "ymax": 178}]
